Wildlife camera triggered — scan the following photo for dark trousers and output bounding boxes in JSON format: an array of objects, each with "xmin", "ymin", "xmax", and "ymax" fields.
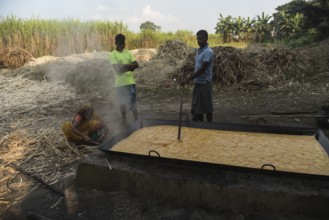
[{"xmin": 192, "ymin": 113, "xmax": 212, "ymax": 122}]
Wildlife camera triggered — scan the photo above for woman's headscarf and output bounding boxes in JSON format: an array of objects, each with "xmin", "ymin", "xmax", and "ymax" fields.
[{"xmin": 77, "ymin": 103, "xmax": 94, "ymax": 119}]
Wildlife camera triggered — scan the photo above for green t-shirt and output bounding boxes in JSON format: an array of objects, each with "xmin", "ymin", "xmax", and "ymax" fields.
[{"xmin": 109, "ymin": 49, "xmax": 136, "ymax": 87}]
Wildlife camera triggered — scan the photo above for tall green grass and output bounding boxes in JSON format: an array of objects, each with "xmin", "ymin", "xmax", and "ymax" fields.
[
  {"xmin": 0, "ymin": 15, "xmax": 243, "ymax": 58},
  {"xmin": 0, "ymin": 15, "xmax": 130, "ymax": 57}
]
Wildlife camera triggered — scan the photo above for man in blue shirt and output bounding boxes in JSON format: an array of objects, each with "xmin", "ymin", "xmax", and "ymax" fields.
[{"xmin": 181, "ymin": 30, "xmax": 214, "ymax": 122}]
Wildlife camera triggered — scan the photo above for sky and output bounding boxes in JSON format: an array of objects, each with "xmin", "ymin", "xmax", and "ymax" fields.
[{"xmin": 0, "ymin": 0, "xmax": 292, "ymax": 34}]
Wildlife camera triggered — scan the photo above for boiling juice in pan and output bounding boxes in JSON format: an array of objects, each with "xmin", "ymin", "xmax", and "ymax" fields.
[{"xmin": 112, "ymin": 125, "xmax": 329, "ymax": 175}]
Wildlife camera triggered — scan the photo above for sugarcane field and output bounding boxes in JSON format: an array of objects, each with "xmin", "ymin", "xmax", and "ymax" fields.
[{"xmin": 1, "ymin": 1, "xmax": 329, "ymax": 218}]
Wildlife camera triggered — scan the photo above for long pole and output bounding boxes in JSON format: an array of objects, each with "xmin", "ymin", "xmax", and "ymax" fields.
[{"xmin": 178, "ymin": 86, "xmax": 183, "ymax": 140}]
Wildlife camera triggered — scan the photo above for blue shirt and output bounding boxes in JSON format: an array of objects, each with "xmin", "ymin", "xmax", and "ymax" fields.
[{"xmin": 193, "ymin": 44, "xmax": 214, "ymax": 84}]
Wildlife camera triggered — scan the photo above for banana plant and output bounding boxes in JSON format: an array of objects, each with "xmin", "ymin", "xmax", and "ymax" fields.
[
  {"xmin": 215, "ymin": 14, "xmax": 234, "ymax": 43},
  {"xmin": 242, "ymin": 17, "xmax": 256, "ymax": 42},
  {"xmin": 254, "ymin": 12, "xmax": 272, "ymax": 43}
]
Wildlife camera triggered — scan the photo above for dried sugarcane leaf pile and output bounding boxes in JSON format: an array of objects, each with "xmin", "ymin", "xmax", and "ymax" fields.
[
  {"xmin": 64, "ymin": 57, "xmax": 114, "ymax": 94},
  {"xmin": 0, "ymin": 122, "xmax": 97, "ymax": 206},
  {"xmin": 298, "ymin": 39, "xmax": 329, "ymax": 74},
  {"xmin": 131, "ymin": 48, "xmax": 157, "ymax": 62},
  {"xmin": 0, "ymin": 75, "xmax": 95, "ymax": 205},
  {"xmin": 242, "ymin": 47, "xmax": 314, "ymax": 88},
  {"xmin": 177, "ymin": 45, "xmax": 314, "ymax": 88},
  {"xmin": 177, "ymin": 46, "xmax": 247, "ymax": 86},
  {"xmin": 0, "ymin": 47, "xmax": 33, "ymax": 69},
  {"xmin": 175, "ymin": 52, "xmax": 196, "ymax": 82},
  {"xmin": 156, "ymin": 40, "xmax": 192, "ymax": 60},
  {"xmin": 0, "ymin": 128, "xmax": 96, "ymax": 204},
  {"xmin": 212, "ymin": 46, "xmax": 247, "ymax": 86},
  {"xmin": 260, "ymin": 47, "xmax": 311, "ymax": 80},
  {"xmin": 0, "ymin": 126, "xmax": 93, "ymax": 186}
]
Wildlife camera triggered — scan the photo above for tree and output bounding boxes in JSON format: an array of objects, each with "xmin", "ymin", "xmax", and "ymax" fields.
[
  {"xmin": 254, "ymin": 12, "xmax": 272, "ymax": 43},
  {"xmin": 276, "ymin": 11, "xmax": 304, "ymax": 39},
  {"xmin": 272, "ymin": 0, "xmax": 329, "ymax": 41},
  {"xmin": 140, "ymin": 21, "xmax": 161, "ymax": 32},
  {"xmin": 215, "ymin": 14, "xmax": 234, "ymax": 43},
  {"xmin": 215, "ymin": 14, "xmax": 258, "ymax": 43},
  {"xmin": 232, "ymin": 16, "xmax": 244, "ymax": 41},
  {"xmin": 242, "ymin": 17, "xmax": 256, "ymax": 42}
]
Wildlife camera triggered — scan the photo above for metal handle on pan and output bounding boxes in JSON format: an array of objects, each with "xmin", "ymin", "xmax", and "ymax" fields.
[
  {"xmin": 256, "ymin": 117, "xmax": 267, "ymax": 126},
  {"xmin": 148, "ymin": 150, "xmax": 161, "ymax": 157},
  {"xmin": 261, "ymin": 163, "xmax": 276, "ymax": 171}
]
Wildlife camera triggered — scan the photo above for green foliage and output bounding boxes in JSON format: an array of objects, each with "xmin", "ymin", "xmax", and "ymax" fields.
[
  {"xmin": 0, "ymin": 15, "xmax": 226, "ymax": 57},
  {"xmin": 214, "ymin": 0, "xmax": 329, "ymax": 45},
  {"xmin": 2, "ymin": 0, "xmax": 328, "ymax": 57},
  {"xmin": 274, "ymin": 11, "xmax": 303, "ymax": 39},
  {"xmin": 272, "ymin": 0, "xmax": 329, "ymax": 42},
  {"xmin": 138, "ymin": 29, "xmax": 160, "ymax": 48},
  {"xmin": 253, "ymin": 12, "xmax": 273, "ymax": 43},
  {"xmin": 286, "ymin": 28, "xmax": 320, "ymax": 48},
  {"xmin": 140, "ymin": 21, "xmax": 161, "ymax": 32},
  {"xmin": 215, "ymin": 14, "xmax": 234, "ymax": 43},
  {"xmin": 215, "ymin": 12, "xmax": 271, "ymax": 43},
  {"xmin": 0, "ymin": 15, "xmax": 129, "ymax": 57},
  {"xmin": 175, "ymin": 30, "xmax": 194, "ymax": 42}
]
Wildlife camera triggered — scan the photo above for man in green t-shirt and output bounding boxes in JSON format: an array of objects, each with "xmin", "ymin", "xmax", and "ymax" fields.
[{"xmin": 109, "ymin": 34, "xmax": 139, "ymax": 126}]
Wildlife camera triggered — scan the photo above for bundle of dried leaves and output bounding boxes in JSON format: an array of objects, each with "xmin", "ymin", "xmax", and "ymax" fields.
[
  {"xmin": 241, "ymin": 47, "xmax": 313, "ymax": 88},
  {"xmin": 156, "ymin": 40, "xmax": 192, "ymax": 60},
  {"xmin": 212, "ymin": 46, "xmax": 247, "ymax": 86},
  {"xmin": 0, "ymin": 47, "xmax": 33, "ymax": 69},
  {"xmin": 259, "ymin": 47, "xmax": 311, "ymax": 80},
  {"xmin": 177, "ymin": 46, "xmax": 247, "ymax": 86}
]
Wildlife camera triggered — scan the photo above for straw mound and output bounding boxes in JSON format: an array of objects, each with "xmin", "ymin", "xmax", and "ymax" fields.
[
  {"xmin": 0, "ymin": 53, "xmax": 116, "ymax": 204},
  {"xmin": 176, "ymin": 45, "xmax": 314, "ymax": 88},
  {"xmin": 0, "ymin": 75, "xmax": 77, "ymax": 119},
  {"xmin": 1, "ymin": 52, "xmax": 115, "ymax": 97},
  {"xmin": 177, "ymin": 46, "xmax": 247, "ymax": 86},
  {"xmin": 259, "ymin": 47, "xmax": 311, "ymax": 77},
  {"xmin": 131, "ymin": 48, "xmax": 157, "ymax": 62},
  {"xmin": 61, "ymin": 57, "xmax": 114, "ymax": 94},
  {"xmin": 156, "ymin": 40, "xmax": 192, "ymax": 59},
  {"xmin": 0, "ymin": 75, "xmax": 96, "ymax": 200},
  {"xmin": 212, "ymin": 46, "xmax": 247, "ymax": 85},
  {"xmin": 0, "ymin": 47, "xmax": 33, "ymax": 69},
  {"xmin": 242, "ymin": 47, "xmax": 314, "ymax": 88},
  {"xmin": 0, "ymin": 127, "xmax": 94, "ymax": 186},
  {"xmin": 2, "ymin": 64, "xmax": 48, "ymax": 81},
  {"xmin": 298, "ymin": 38, "xmax": 329, "ymax": 74}
]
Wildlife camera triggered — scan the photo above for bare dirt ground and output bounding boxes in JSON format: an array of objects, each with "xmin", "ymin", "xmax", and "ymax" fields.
[{"xmin": 0, "ymin": 40, "xmax": 329, "ymax": 220}]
